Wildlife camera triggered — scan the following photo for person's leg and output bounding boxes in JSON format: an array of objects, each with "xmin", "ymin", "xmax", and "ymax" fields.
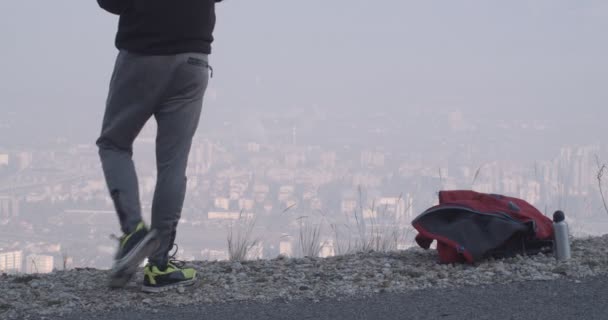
[
  {"xmin": 97, "ymin": 51, "xmax": 167, "ymax": 234},
  {"xmin": 97, "ymin": 50, "xmax": 175, "ymax": 287},
  {"xmin": 146, "ymin": 53, "xmax": 209, "ymax": 269}
]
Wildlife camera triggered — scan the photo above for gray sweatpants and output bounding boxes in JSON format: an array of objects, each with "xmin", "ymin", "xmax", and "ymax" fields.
[{"xmin": 96, "ymin": 50, "xmax": 209, "ymax": 267}]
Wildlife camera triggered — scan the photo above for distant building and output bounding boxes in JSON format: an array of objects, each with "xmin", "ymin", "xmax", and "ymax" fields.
[
  {"xmin": 229, "ymin": 179, "xmax": 248, "ymax": 200},
  {"xmin": 341, "ymin": 198, "xmax": 357, "ymax": 214},
  {"xmin": 284, "ymin": 198, "xmax": 297, "ymax": 210},
  {"xmin": 302, "ymin": 189, "xmax": 316, "ymax": 201},
  {"xmin": 247, "ymin": 142, "xmax": 260, "ymax": 153},
  {"xmin": 214, "ymin": 197, "xmax": 230, "ymax": 210},
  {"xmin": 320, "ymin": 240, "xmax": 335, "ymax": 258},
  {"xmin": 360, "ymin": 150, "xmax": 385, "ymax": 168},
  {"xmin": 16, "ymin": 152, "xmax": 33, "ymax": 170},
  {"xmin": 26, "ymin": 255, "xmax": 54, "ymax": 274},
  {"xmin": 285, "ymin": 152, "xmax": 305, "ymax": 168},
  {"xmin": 320, "ymin": 151, "xmax": 336, "ymax": 168},
  {"xmin": 238, "ymin": 198, "xmax": 255, "ymax": 211},
  {"xmin": 263, "ymin": 202, "xmax": 273, "ymax": 214},
  {"xmin": 352, "ymin": 173, "xmax": 382, "ymax": 188},
  {"xmin": 253, "ymin": 184, "xmax": 270, "ymax": 203},
  {"xmin": 0, "ymin": 195, "xmax": 19, "ymax": 221},
  {"xmin": 0, "ymin": 153, "xmax": 8, "ymax": 166},
  {"xmin": 310, "ymin": 197, "xmax": 322, "ymax": 211},
  {"xmin": 207, "ymin": 211, "xmax": 254, "ymax": 220},
  {"xmin": 0, "ymin": 250, "xmax": 23, "ymax": 274},
  {"xmin": 190, "ymin": 140, "xmax": 214, "ymax": 174},
  {"xmin": 377, "ymin": 195, "xmax": 414, "ymax": 222},
  {"xmin": 246, "ymin": 243, "xmax": 263, "ymax": 260},
  {"xmin": 278, "ymin": 185, "xmax": 295, "ymax": 202},
  {"xmin": 279, "ymin": 238, "xmax": 293, "ymax": 257},
  {"xmin": 200, "ymin": 249, "xmax": 228, "ymax": 261}
]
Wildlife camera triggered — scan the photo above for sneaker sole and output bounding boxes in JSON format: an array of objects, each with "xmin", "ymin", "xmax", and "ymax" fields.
[
  {"xmin": 109, "ymin": 229, "xmax": 160, "ymax": 289},
  {"xmin": 141, "ymin": 277, "xmax": 197, "ymax": 293}
]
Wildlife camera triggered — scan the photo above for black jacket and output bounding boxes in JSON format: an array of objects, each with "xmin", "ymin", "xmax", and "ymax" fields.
[{"xmin": 97, "ymin": 0, "xmax": 222, "ymax": 55}]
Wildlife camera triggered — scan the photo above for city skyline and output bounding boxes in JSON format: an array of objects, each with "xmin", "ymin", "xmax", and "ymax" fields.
[{"xmin": 2, "ymin": 115, "xmax": 608, "ymax": 272}]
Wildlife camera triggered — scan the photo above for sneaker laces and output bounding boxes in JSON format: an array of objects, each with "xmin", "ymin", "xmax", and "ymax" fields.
[{"xmin": 167, "ymin": 243, "xmax": 186, "ymax": 269}]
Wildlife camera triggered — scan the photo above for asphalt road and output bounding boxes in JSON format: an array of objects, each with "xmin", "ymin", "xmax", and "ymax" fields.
[{"xmin": 59, "ymin": 275, "xmax": 608, "ymax": 320}]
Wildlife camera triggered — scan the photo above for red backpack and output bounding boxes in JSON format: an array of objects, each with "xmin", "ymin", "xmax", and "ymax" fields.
[{"xmin": 412, "ymin": 190, "xmax": 554, "ymax": 264}]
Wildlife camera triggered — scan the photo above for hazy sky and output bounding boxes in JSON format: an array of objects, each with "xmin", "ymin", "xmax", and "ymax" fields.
[{"xmin": 1, "ymin": 1, "xmax": 607, "ymax": 144}]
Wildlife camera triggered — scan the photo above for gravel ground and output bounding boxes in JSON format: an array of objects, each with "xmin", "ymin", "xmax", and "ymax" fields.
[{"xmin": 1, "ymin": 235, "xmax": 607, "ymax": 319}]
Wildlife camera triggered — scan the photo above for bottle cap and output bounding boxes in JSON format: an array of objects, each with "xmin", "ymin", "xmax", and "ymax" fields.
[{"xmin": 553, "ymin": 210, "xmax": 565, "ymax": 223}]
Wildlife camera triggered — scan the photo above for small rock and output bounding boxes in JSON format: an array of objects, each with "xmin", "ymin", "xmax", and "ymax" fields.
[
  {"xmin": 552, "ymin": 265, "xmax": 568, "ymax": 275},
  {"xmin": 232, "ymin": 262, "xmax": 243, "ymax": 272},
  {"xmin": 403, "ymin": 268, "xmax": 424, "ymax": 278}
]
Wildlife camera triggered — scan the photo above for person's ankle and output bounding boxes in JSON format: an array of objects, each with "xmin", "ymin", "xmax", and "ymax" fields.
[
  {"xmin": 148, "ymin": 261, "xmax": 168, "ymax": 271},
  {"xmin": 125, "ymin": 221, "xmax": 145, "ymax": 234}
]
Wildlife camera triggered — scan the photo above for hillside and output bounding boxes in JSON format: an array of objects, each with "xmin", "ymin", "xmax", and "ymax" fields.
[{"xmin": 1, "ymin": 235, "xmax": 607, "ymax": 320}]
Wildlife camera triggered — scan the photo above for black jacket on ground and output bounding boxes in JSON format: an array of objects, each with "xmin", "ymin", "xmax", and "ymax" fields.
[{"xmin": 97, "ymin": 0, "xmax": 222, "ymax": 55}]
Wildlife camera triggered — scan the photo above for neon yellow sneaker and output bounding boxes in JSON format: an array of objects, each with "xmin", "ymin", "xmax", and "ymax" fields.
[
  {"xmin": 109, "ymin": 222, "xmax": 159, "ymax": 289},
  {"xmin": 142, "ymin": 262, "xmax": 197, "ymax": 293}
]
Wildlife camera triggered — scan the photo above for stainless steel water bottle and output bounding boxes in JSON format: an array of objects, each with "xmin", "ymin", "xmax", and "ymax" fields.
[{"xmin": 553, "ymin": 210, "xmax": 571, "ymax": 261}]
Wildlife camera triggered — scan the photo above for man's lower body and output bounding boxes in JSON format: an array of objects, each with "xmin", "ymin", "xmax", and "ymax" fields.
[{"xmin": 96, "ymin": 50, "xmax": 210, "ymax": 291}]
